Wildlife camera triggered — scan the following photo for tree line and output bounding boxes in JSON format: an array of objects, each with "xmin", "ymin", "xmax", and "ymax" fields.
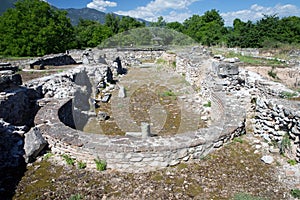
[{"xmin": 0, "ymin": 0, "xmax": 299, "ymax": 57}]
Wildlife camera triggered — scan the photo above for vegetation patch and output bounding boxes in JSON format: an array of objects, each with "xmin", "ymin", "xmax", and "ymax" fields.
[
  {"xmin": 94, "ymin": 158, "xmax": 107, "ymax": 171},
  {"xmin": 62, "ymin": 154, "xmax": 75, "ymax": 166},
  {"xmin": 203, "ymin": 101, "xmax": 211, "ymax": 107},
  {"xmin": 77, "ymin": 161, "xmax": 87, "ymax": 169},
  {"xmin": 291, "ymin": 189, "xmax": 300, "ymax": 199}
]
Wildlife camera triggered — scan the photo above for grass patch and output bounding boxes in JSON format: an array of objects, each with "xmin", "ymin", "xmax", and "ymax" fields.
[
  {"xmin": 203, "ymin": 101, "xmax": 211, "ymax": 107},
  {"xmin": 160, "ymin": 90, "xmax": 176, "ymax": 97},
  {"xmin": 267, "ymin": 69, "xmax": 278, "ymax": 79},
  {"xmin": 233, "ymin": 137, "xmax": 244, "ymax": 144},
  {"xmin": 232, "ymin": 193, "xmax": 266, "ymax": 200},
  {"xmin": 280, "ymin": 133, "xmax": 291, "ymax": 155},
  {"xmin": 43, "ymin": 152, "xmax": 54, "ymax": 160},
  {"xmin": 291, "ymin": 189, "xmax": 300, "ymax": 198},
  {"xmin": 225, "ymin": 51, "xmax": 287, "ymax": 67},
  {"xmin": 62, "ymin": 154, "xmax": 75, "ymax": 166},
  {"xmin": 287, "ymin": 159, "xmax": 297, "ymax": 166},
  {"xmin": 156, "ymin": 58, "xmax": 167, "ymax": 65},
  {"xmin": 281, "ymin": 91, "xmax": 298, "ymax": 99},
  {"xmin": 69, "ymin": 194, "xmax": 83, "ymax": 200},
  {"xmin": 94, "ymin": 158, "xmax": 107, "ymax": 171},
  {"xmin": 77, "ymin": 161, "xmax": 87, "ymax": 169}
]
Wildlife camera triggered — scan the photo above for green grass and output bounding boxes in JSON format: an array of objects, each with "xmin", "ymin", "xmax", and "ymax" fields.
[
  {"xmin": 69, "ymin": 194, "xmax": 83, "ymax": 200},
  {"xmin": 62, "ymin": 154, "xmax": 75, "ymax": 166},
  {"xmin": 43, "ymin": 152, "xmax": 54, "ymax": 160},
  {"xmin": 281, "ymin": 91, "xmax": 298, "ymax": 99},
  {"xmin": 160, "ymin": 90, "xmax": 176, "ymax": 97},
  {"xmin": 94, "ymin": 158, "xmax": 107, "ymax": 171},
  {"xmin": 291, "ymin": 189, "xmax": 300, "ymax": 199},
  {"xmin": 233, "ymin": 137, "xmax": 244, "ymax": 144},
  {"xmin": 287, "ymin": 159, "xmax": 297, "ymax": 166},
  {"xmin": 77, "ymin": 161, "xmax": 87, "ymax": 169},
  {"xmin": 203, "ymin": 101, "xmax": 211, "ymax": 107},
  {"xmin": 232, "ymin": 193, "xmax": 266, "ymax": 200},
  {"xmin": 225, "ymin": 51, "xmax": 287, "ymax": 67},
  {"xmin": 156, "ymin": 58, "xmax": 167, "ymax": 65},
  {"xmin": 267, "ymin": 69, "xmax": 278, "ymax": 79},
  {"xmin": 280, "ymin": 134, "xmax": 291, "ymax": 155}
]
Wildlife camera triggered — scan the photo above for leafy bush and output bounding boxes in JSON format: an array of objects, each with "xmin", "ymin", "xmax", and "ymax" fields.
[{"xmin": 94, "ymin": 158, "xmax": 107, "ymax": 171}]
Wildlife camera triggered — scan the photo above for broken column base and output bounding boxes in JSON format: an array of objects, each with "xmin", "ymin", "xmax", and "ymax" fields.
[{"xmin": 125, "ymin": 122, "xmax": 153, "ymax": 138}]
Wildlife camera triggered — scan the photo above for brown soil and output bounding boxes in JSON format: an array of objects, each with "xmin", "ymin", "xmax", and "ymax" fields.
[{"xmin": 13, "ymin": 134, "xmax": 293, "ymax": 200}]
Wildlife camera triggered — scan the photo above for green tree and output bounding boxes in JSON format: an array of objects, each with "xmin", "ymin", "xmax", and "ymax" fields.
[
  {"xmin": 150, "ymin": 16, "xmax": 166, "ymax": 27},
  {"xmin": 119, "ymin": 16, "xmax": 145, "ymax": 33},
  {"xmin": 105, "ymin": 13, "xmax": 120, "ymax": 34},
  {"xmin": 227, "ymin": 19, "xmax": 260, "ymax": 48},
  {"xmin": 166, "ymin": 22, "xmax": 184, "ymax": 33},
  {"xmin": 183, "ymin": 10, "xmax": 226, "ymax": 46},
  {"xmin": 0, "ymin": 0, "xmax": 75, "ymax": 56},
  {"xmin": 75, "ymin": 19, "xmax": 112, "ymax": 48}
]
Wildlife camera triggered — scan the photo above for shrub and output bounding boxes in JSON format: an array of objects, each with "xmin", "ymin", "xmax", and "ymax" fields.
[{"xmin": 94, "ymin": 158, "xmax": 107, "ymax": 171}]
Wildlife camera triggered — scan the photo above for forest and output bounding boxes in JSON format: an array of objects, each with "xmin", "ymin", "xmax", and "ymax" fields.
[{"xmin": 0, "ymin": 0, "xmax": 300, "ymax": 56}]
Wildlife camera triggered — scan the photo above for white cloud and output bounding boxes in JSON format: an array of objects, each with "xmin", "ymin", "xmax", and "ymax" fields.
[
  {"xmin": 115, "ymin": 0, "xmax": 199, "ymax": 22},
  {"xmin": 87, "ymin": 0, "xmax": 117, "ymax": 12},
  {"xmin": 221, "ymin": 4, "xmax": 300, "ymax": 26}
]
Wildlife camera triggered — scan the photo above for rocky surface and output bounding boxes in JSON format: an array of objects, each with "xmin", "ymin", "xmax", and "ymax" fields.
[{"xmin": 12, "ymin": 134, "xmax": 298, "ymax": 200}]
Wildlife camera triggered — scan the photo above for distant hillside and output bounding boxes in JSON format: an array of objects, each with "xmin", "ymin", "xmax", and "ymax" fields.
[
  {"xmin": 1, "ymin": 2, "xmax": 147, "ymax": 25},
  {"xmin": 64, "ymin": 8, "xmax": 107, "ymax": 25}
]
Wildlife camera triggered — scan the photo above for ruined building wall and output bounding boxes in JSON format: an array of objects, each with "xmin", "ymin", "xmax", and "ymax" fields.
[{"xmin": 254, "ymin": 97, "xmax": 300, "ymax": 162}]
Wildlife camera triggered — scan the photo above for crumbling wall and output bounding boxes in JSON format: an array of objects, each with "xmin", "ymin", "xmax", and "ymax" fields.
[{"xmin": 254, "ymin": 98, "xmax": 300, "ymax": 161}]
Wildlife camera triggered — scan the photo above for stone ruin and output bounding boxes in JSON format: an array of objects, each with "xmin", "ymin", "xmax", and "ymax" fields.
[{"xmin": 0, "ymin": 46, "xmax": 299, "ymax": 172}]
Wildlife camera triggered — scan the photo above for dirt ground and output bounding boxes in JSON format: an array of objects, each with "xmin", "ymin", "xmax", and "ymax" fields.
[{"xmin": 242, "ymin": 65, "xmax": 300, "ymax": 90}]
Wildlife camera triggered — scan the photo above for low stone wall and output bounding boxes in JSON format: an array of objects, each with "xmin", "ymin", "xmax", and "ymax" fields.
[
  {"xmin": 254, "ymin": 97, "xmax": 300, "ymax": 161},
  {"xmin": 34, "ymin": 88, "xmax": 245, "ymax": 172},
  {"xmin": 29, "ymin": 53, "xmax": 76, "ymax": 69}
]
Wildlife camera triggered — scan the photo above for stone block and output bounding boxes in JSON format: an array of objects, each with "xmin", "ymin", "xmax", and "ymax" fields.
[{"xmin": 24, "ymin": 127, "xmax": 48, "ymax": 163}]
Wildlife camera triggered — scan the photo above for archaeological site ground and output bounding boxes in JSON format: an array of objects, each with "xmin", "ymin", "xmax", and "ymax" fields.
[{"xmin": 0, "ymin": 36, "xmax": 300, "ymax": 199}]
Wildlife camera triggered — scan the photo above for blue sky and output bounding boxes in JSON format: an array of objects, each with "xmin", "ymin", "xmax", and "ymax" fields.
[{"xmin": 46, "ymin": 0, "xmax": 300, "ymax": 26}]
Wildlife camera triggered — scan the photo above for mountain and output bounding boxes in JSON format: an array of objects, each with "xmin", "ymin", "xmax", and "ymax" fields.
[
  {"xmin": 64, "ymin": 8, "xmax": 107, "ymax": 25},
  {"xmin": 0, "ymin": 1, "xmax": 148, "ymax": 25}
]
